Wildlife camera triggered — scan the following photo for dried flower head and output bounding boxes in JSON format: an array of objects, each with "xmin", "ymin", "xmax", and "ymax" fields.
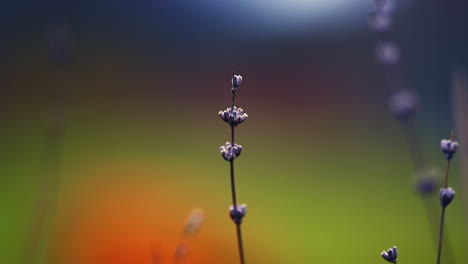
[
  {"xmin": 376, "ymin": 42, "xmax": 400, "ymax": 65},
  {"xmin": 381, "ymin": 246, "xmax": 397, "ymax": 263},
  {"xmin": 232, "ymin": 74, "xmax": 243, "ymax": 89},
  {"xmin": 413, "ymin": 168, "xmax": 440, "ymax": 195},
  {"xmin": 173, "ymin": 242, "xmax": 190, "ymax": 261},
  {"xmin": 220, "ymin": 142, "xmax": 242, "ymax": 161},
  {"xmin": 47, "ymin": 24, "xmax": 73, "ymax": 65},
  {"xmin": 181, "ymin": 209, "xmax": 205, "ymax": 238},
  {"xmin": 219, "ymin": 106, "xmax": 249, "ymax": 127},
  {"xmin": 374, "ymin": 0, "xmax": 395, "ymax": 15},
  {"xmin": 229, "ymin": 204, "xmax": 247, "ymax": 225},
  {"xmin": 415, "ymin": 176, "xmax": 438, "ymax": 195},
  {"xmin": 440, "ymin": 188, "xmax": 455, "ymax": 208},
  {"xmin": 388, "ymin": 90, "xmax": 418, "ymax": 120},
  {"xmin": 369, "ymin": 12, "xmax": 392, "ymax": 32},
  {"xmin": 440, "ymin": 139, "xmax": 458, "ymax": 160}
]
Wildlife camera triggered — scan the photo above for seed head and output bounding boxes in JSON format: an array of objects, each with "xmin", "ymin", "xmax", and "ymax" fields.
[
  {"xmin": 219, "ymin": 106, "xmax": 248, "ymax": 127},
  {"xmin": 374, "ymin": 0, "xmax": 395, "ymax": 15},
  {"xmin": 181, "ymin": 208, "xmax": 205, "ymax": 238},
  {"xmin": 220, "ymin": 142, "xmax": 242, "ymax": 161},
  {"xmin": 232, "ymin": 74, "xmax": 243, "ymax": 90},
  {"xmin": 381, "ymin": 246, "xmax": 397, "ymax": 263},
  {"xmin": 47, "ymin": 24, "xmax": 73, "ymax": 65},
  {"xmin": 440, "ymin": 187, "xmax": 455, "ymax": 208},
  {"xmin": 388, "ymin": 90, "xmax": 418, "ymax": 120},
  {"xmin": 229, "ymin": 204, "xmax": 247, "ymax": 224},
  {"xmin": 413, "ymin": 167, "xmax": 439, "ymax": 195},
  {"xmin": 369, "ymin": 12, "xmax": 392, "ymax": 32},
  {"xmin": 415, "ymin": 177, "xmax": 438, "ymax": 195},
  {"xmin": 440, "ymin": 139, "xmax": 458, "ymax": 160},
  {"xmin": 376, "ymin": 42, "xmax": 400, "ymax": 65}
]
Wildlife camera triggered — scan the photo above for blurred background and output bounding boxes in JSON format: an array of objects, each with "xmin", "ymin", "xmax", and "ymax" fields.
[{"xmin": 0, "ymin": 0, "xmax": 467, "ymax": 263}]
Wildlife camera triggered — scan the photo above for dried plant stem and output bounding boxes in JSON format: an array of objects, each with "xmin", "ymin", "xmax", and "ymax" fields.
[
  {"xmin": 230, "ymin": 159, "xmax": 245, "ymax": 264},
  {"xmin": 229, "ymin": 91, "xmax": 246, "ymax": 264},
  {"xmin": 444, "ymin": 159, "xmax": 451, "ymax": 188},
  {"xmin": 436, "ymin": 158, "xmax": 452, "ymax": 264},
  {"xmin": 401, "ymin": 119, "xmax": 456, "ymax": 264},
  {"xmin": 401, "ymin": 119, "xmax": 425, "ymax": 171},
  {"xmin": 452, "ymin": 69, "xmax": 468, "ymax": 221},
  {"xmin": 235, "ymin": 224, "xmax": 246, "ymax": 264}
]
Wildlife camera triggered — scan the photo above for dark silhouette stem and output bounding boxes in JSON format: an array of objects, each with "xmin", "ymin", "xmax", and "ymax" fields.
[
  {"xmin": 236, "ymin": 223, "xmax": 246, "ymax": 264},
  {"xmin": 444, "ymin": 159, "xmax": 451, "ymax": 188},
  {"xmin": 230, "ymin": 160, "xmax": 237, "ymax": 210},
  {"xmin": 437, "ymin": 207, "xmax": 446, "ymax": 264},
  {"xmin": 229, "ymin": 89, "xmax": 246, "ymax": 264},
  {"xmin": 436, "ymin": 159, "xmax": 452, "ymax": 264},
  {"xmin": 402, "ymin": 119, "xmax": 426, "ymax": 171},
  {"xmin": 402, "ymin": 120, "xmax": 455, "ymax": 263}
]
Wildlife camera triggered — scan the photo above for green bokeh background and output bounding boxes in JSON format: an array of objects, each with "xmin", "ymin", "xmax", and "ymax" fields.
[{"xmin": 0, "ymin": 0, "xmax": 467, "ymax": 263}]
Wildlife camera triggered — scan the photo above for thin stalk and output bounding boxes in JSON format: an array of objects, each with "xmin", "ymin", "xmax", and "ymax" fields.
[
  {"xmin": 229, "ymin": 90, "xmax": 246, "ymax": 264},
  {"xmin": 436, "ymin": 207, "xmax": 447, "ymax": 264},
  {"xmin": 402, "ymin": 119, "xmax": 456, "ymax": 264},
  {"xmin": 436, "ymin": 158, "xmax": 452, "ymax": 264},
  {"xmin": 452, "ymin": 69, "xmax": 468, "ymax": 224},
  {"xmin": 236, "ymin": 224, "xmax": 246, "ymax": 264},
  {"xmin": 401, "ymin": 119, "xmax": 425, "ymax": 171}
]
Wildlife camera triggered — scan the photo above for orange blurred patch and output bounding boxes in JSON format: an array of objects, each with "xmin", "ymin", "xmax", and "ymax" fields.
[{"xmin": 47, "ymin": 162, "xmax": 230, "ymax": 264}]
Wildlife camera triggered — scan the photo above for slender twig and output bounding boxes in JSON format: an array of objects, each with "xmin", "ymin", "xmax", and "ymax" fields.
[
  {"xmin": 219, "ymin": 74, "xmax": 248, "ymax": 264},
  {"xmin": 452, "ymin": 69, "xmax": 468, "ymax": 222},
  {"xmin": 436, "ymin": 159, "xmax": 451, "ymax": 264},
  {"xmin": 370, "ymin": 2, "xmax": 458, "ymax": 263},
  {"xmin": 437, "ymin": 132, "xmax": 457, "ymax": 264},
  {"xmin": 436, "ymin": 204, "xmax": 447, "ymax": 264},
  {"xmin": 22, "ymin": 25, "xmax": 72, "ymax": 263},
  {"xmin": 229, "ymin": 90, "xmax": 245, "ymax": 264},
  {"xmin": 235, "ymin": 224, "xmax": 246, "ymax": 264},
  {"xmin": 401, "ymin": 119, "xmax": 425, "ymax": 171}
]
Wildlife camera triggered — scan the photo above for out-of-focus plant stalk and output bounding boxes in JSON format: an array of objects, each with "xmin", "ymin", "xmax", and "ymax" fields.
[
  {"xmin": 452, "ymin": 68, "xmax": 468, "ymax": 224},
  {"xmin": 437, "ymin": 133, "xmax": 458, "ymax": 264},
  {"xmin": 370, "ymin": 1, "xmax": 456, "ymax": 262},
  {"xmin": 22, "ymin": 23, "xmax": 72, "ymax": 264},
  {"xmin": 218, "ymin": 74, "xmax": 248, "ymax": 264},
  {"xmin": 150, "ymin": 209, "xmax": 205, "ymax": 264}
]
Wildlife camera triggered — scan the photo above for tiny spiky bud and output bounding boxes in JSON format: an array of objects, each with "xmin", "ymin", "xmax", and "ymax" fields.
[
  {"xmin": 369, "ymin": 12, "xmax": 392, "ymax": 32},
  {"xmin": 440, "ymin": 188, "xmax": 455, "ymax": 208},
  {"xmin": 232, "ymin": 74, "xmax": 243, "ymax": 89},
  {"xmin": 220, "ymin": 142, "xmax": 242, "ymax": 161},
  {"xmin": 218, "ymin": 106, "xmax": 249, "ymax": 126},
  {"xmin": 376, "ymin": 42, "xmax": 400, "ymax": 65},
  {"xmin": 47, "ymin": 24, "xmax": 73, "ymax": 65},
  {"xmin": 381, "ymin": 246, "xmax": 397, "ymax": 263},
  {"xmin": 415, "ymin": 177, "xmax": 438, "ymax": 195},
  {"xmin": 182, "ymin": 209, "xmax": 205, "ymax": 237},
  {"xmin": 229, "ymin": 204, "xmax": 247, "ymax": 224},
  {"xmin": 388, "ymin": 90, "xmax": 418, "ymax": 120},
  {"xmin": 374, "ymin": 0, "xmax": 395, "ymax": 15},
  {"xmin": 440, "ymin": 139, "xmax": 458, "ymax": 160}
]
